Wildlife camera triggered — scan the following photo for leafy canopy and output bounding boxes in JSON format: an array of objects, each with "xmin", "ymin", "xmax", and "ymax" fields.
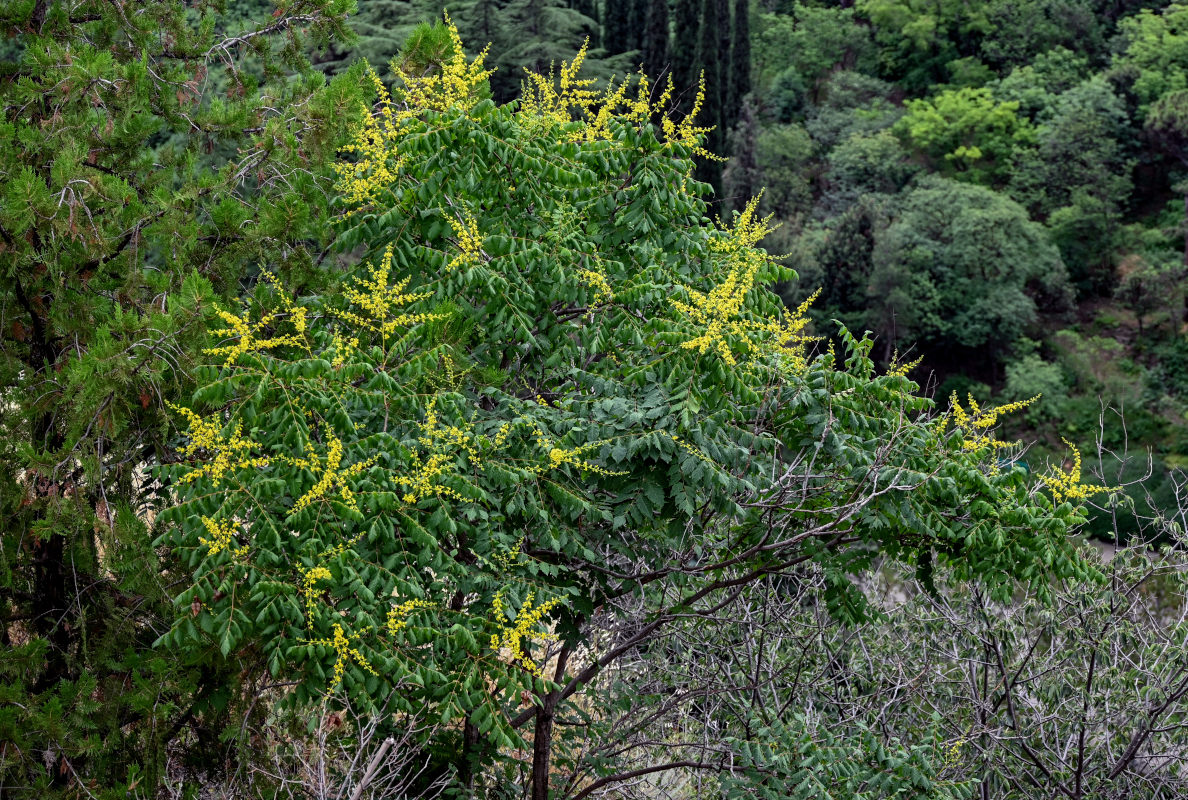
[{"xmin": 159, "ymin": 18, "xmax": 1101, "ymax": 793}]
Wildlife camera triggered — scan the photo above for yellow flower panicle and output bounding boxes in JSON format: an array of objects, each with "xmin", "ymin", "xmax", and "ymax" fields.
[
  {"xmin": 386, "ymin": 598, "xmax": 436, "ymax": 635},
  {"xmin": 331, "ymin": 245, "xmax": 445, "ymax": 339},
  {"xmin": 672, "ymin": 196, "xmax": 816, "ymax": 369},
  {"xmin": 576, "ymin": 266, "xmax": 613, "ymax": 304},
  {"xmin": 447, "ymin": 208, "xmax": 484, "ymax": 272},
  {"xmin": 397, "ymin": 397, "xmax": 481, "ymax": 505},
  {"xmin": 489, "ymin": 589, "xmax": 563, "ymax": 677},
  {"xmin": 886, "ymin": 350, "xmax": 924, "ymax": 378},
  {"xmin": 518, "ymin": 43, "xmax": 717, "ymax": 159},
  {"xmin": 941, "ymin": 739, "xmax": 965, "ymax": 769},
  {"xmin": 400, "ymin": 452, "xmax": 462, "ymax": 505},
  {"xmin": 947, "ymin": 392, "xmax": 1038, "ymax": 451},
  {"xmin": 198, "ymin": 516, "xmax": 248, "ymax": 558},
  {"xmin": 529, "ymin": 422, "xmax": 627, "ymax": 477},
  {"xmin": 335, "ymin": 14, "xmax": 492, "ymax": 210},
  {"xmin": 288, "ymin": 435, "xmax": 376, "ymax": 514},
  {"xmin": 203, "ymin": 273, "xmax": 308, "ymax": 366},
  {"xmin": 300, "ymin": 565, "xmax": 332, "ymax": 623},
  {"xmin": 304, "ymin": 623, "xmax": 378, "ymax": 689},
  {"xmin": 492, "ymin": 535, "xmax": 526, "ymax": 572},
  {"xmin": 1039, "ymin": 439, "xmax": 1118, "ymax": 504},
  {"xmin": 330, "ymin": 333, "xmax": 360, "ymax": 369},
  {"xmin": 168, "ymin": 403, "xmax": 269, "ymax": 485}
]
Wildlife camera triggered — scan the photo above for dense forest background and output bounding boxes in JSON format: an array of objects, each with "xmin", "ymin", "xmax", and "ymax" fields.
[
  {"xmin": 323, "ymin": 0, "xmax": 1188, "ymax": 535},
  {"xmin": 7, "ymin": 0, "xmax": 1188, "ymax": 797}
]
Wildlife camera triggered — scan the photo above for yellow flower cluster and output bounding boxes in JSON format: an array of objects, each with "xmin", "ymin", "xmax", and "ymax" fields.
[
  {"xmin": 947, "ymin": 392, "xmax": 1038, "ymax": 451},
  {"xmin": 334, "ymin": 14, "xmax": 492, "ymax": 209},
  {"xmin": 300, "ymin": 565, "xmax": 332, "ymax": 623},
  {"xmin": 447, "ymin": 208, "xmax": 484, "ymax": 272},
  {"xmin": 288, "ymin": 435, "xmax": 375, "ymax": 513},
  {"xmin": 304, "ymin": 623, "xmax": 377, "ymax": 689},
  {"xmin": 530, "ymin": 423, "xmax": 626, "ymax": 478},
  {"xmin": 941, "ymin": 738, "xmax": 965, "ymax": 769},
  {"xmin": 330, "ymin": 333, "xmax": 359, "ymax": 369},
  {"xmin": 671, "ymin": 197, "xmax": 816, "ymax": 369},
  {"xmin": 1039, "ymin": 439, "xmax": 1117, "ymax": 504},
  {"xmin": 168, "ymin": 403, "xmax": 269, "ymax": 485},
  {"xmin": 492, "ymin": 535, "xmax": 526, "ymax": 572},
  {"xmin": 386, "ymin": 598, "xmax": 436, "ymax": 634},
  {"xmin": 198, "ymin": 516, "xmax": 248, "ymax": 558},
  {"xmin": 203, "ymin": 279, "xmax": 308, "ymax": 367},
  {"xmin": 396, "ymin": 397, "xmax": 481, "ymax": 505},
  {"xmin": 576, "ymin": 266, "xmax": 613, "ymax": 304},
  {"xmin": 331, "ymin": 245, "xmax": 445, "ymax": 341},
  {"xmin": 886, "ymin": 351, "xmax": 924, "ymax": 378},
  {"xmin": 518, "ymin": 44, "xmax": 717, "ymax": 160},
  {"xmin": 399, "ymin": 452, "xmax": 462, "ymax": 505},
  {"xmin": 489, "ymin": 588, "xmax": 562, "ymax": 677},
  {"xmin": 664, "ymin": 431, "xmax": 719, "ymax": 468}
]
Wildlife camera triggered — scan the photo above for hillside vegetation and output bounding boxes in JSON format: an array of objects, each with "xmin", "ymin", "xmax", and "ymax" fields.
[{"xmin": 4, "ymin": 1, "xmax": 1188, "ymax": 799}]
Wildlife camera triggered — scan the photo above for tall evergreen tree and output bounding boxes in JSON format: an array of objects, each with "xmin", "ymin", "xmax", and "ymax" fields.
[
  {"xmin": 729, "ymin": 0, "xmax": 751, "ymax": 126},
  {"xmin": 723, "ymin": 97, "xmax": 760, "ymax": 212},
  {"xmin": 604, "ymin": 0, "xmax": 636, "ymax": 54},
  {"xmin": 0, "ymin": 0, "xmax": 359, "ymax": 795},
  {"xmin": 572, "ymin": 0, "xmax": 601, "ymax": 47},
  {"xmin": 628, "ymin": 0, "xmax": 647, "ymax": 51},
  {"xmin": 696, "ymin": 0, "xmax": 726, "ymax": 194},
  {"xmin": 717, "ymin": 0, "xmax": 732, "ymax": 127},
  {"xmin": 641, "ymin": 0, "xmax": 672, "ymax": 79},
  {"xmin": 672, "ymin": 0, "xmax": 702, "ymax": 113}
]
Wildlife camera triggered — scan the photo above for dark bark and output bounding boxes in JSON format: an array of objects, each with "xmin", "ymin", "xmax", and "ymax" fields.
[{"xmin": 530, "ymin": 646, "xmax": 572, "ymax": 800}]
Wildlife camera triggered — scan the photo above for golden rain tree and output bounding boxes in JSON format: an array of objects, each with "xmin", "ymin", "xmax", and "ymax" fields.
[{"xmin": 157, "ymin": 19, "xmax": 1104, "ymax": 799}]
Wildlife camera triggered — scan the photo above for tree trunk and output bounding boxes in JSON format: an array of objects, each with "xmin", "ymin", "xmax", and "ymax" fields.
[{"xmin": 531, "ymin": 646, "xmax": 572, "ymax": 800}]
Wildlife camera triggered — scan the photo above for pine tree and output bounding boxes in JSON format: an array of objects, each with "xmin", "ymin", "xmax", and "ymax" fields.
[
  {"xmin": 641, "ymin": 0, "xmax": 671, "ymax": 79},
  {"xmin": 729, "ymin": 0, "xmax": 751, "ymax": 127},
  {"xmin": 0, "ymin": 1, "xmax": 359, "ymax": 794}
]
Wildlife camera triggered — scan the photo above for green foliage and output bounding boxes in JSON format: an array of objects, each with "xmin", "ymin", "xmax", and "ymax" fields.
[
  {"xmin": 751, "ymin": 5, "xmax": 877, "ymax": 104},
  {"xmin": 752, "ymin": 123, "xmax": 815, "ymax": 218},
  {"xmin": 160, "ymin": 29, "xmax": 1096, "ymax": 795},
  {"xmin": 894, "ymin": 87, "xmax": 1036, "ymax": 184},
  {"xmin": 826, "ymin": 128, "xmax": 921, "ymax": 197},
  {"xmin": 1115, "ymin": 1, "xmax": 1188, "ymax": 112},
  {"xmin": 805, "ymin": 71, "xmax": 903, "ymax": 151},
  {"xmin": 980, "ymin": 0, "xmax": 1105, "ymax": 70},
  {"xmin": 319, "ymin": 0, "xmax": 606, "ymax": 102},
  {"xmin": 869, "ymin": 176, "xmax": 1072, "ymax": 354},
  {"xmin": 721, "ymin": 716, "xmax": 976, "ymax": 799},
  {"xmin": 859, "ymin": 0, "xmax": 993, "ymax": 86},
  {"xmin": 0, "ymin": 0, "xmax": 360, "ymax": 795},
  {"xmin": 1002, "ymin": 351, "xmax": 1069, "ymax": 422}
]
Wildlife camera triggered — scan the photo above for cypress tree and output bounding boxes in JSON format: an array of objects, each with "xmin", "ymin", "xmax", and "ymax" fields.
[
  {"xmin": 628, "ymin": 0, "xmax": 647, "ymax": 51},
  {"xmin": 572, "ymin": 0, "xmax": 601, "ymax": 45},
  {"xmin": 641, "ymin": 0, "xmax": 671, "ymax": 79},
  {"xmin": 723, "ymin": 97, "xmax": 760, "ymax": 212},
  {"xmin": 604, "ymin": 0, "xmax": 636, "ymax": 54},
  {"xmin": 729, "ymin": 0, "xmax": 751, "ymax": 127},
  {"xmin": 695, "ymin": 0, "xmax": 725, "ymax": 195},
  {"xmin": 672, "ymin": 0, "xmax": 702, "ymax": 113},
  {"xmin": 716, "ymin": 0, "xmax": 732, "ymax": 128}
]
